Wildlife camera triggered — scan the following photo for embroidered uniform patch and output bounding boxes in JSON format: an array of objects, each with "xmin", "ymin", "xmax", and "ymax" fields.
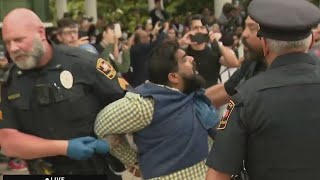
[
  {"xmin": 118, "ymin": 77, "xmax": 129, "ymax": 90},
  {"xmin": 96, "ymin": 58, "xmax": 116, "ymax": 79},
  {"xmin": 217, "ymin": 100, "xmax": 235, "ymax": 130}
]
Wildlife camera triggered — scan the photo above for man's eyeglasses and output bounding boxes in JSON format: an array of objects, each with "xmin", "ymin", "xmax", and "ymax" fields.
[{"xmin": 60, "ymin": 29, "xmax": 79, "ymax": 36}]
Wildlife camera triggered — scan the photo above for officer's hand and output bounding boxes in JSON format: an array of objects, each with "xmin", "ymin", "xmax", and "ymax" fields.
[
  {"xmin": 67, "ymin": 136, "xmax": 96, "ymax": 160},
  {"xmin": 87, "ymin": 139, "xmax": 110, "ymax": 154}
]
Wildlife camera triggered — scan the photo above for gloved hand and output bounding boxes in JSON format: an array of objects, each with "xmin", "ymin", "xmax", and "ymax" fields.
[
  {"xmin": 95, "ymin": 140, "xmax": 109, "ymax": 154},
  {"xmin": 224, "ymin": 59, "xmax": 252, "ymax": 96},
  {"xmin": 67, "ymin": 136, "xmax": 96, "ymax": 160},
  {"xmin": 87, "ymin": 139, "xmax": 110, "ymax": 154}
]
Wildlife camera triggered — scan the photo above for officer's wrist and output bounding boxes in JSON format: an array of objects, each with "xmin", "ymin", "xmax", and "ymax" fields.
[{"xmin": 53, "ymin": 140, "xmax": 69, "ymax": 156}]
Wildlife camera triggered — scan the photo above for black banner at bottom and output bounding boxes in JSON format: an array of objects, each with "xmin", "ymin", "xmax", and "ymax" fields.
[{"xmin": 3, "ymin": 175, "xmax": 108, "ymax": 180}]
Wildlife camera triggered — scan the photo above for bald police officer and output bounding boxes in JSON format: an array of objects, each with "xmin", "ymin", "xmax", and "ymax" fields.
[
  {"xmin": 0, "ymin": 8, "xmax": 127, "ymax": 177},
  {"xmin": 206, "ymin": 0, "xmax": 320, "ymax": 180}
]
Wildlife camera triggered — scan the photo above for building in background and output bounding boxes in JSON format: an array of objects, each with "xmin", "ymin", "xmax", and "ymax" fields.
[{"xmin": 0, "ymin": 0, "xmax": 50, "ymax": 22}]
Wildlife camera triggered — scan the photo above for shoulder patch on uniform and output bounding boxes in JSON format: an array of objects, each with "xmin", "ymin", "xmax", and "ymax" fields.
[
  {"xmin": 217, "ymin": 100, "xmax": 235, "ymax": 130},
  {"xmin": 96, "ymin": 58, "xmax": 117, "ymax": 79},
  {"xmin": 118, "ymin": 77, "xmax": 129, "ymax": 90}
]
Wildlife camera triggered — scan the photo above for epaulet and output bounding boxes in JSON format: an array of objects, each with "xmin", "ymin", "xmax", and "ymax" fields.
[
  {"xmin": 235, "ymin": 73, "xmax": 265, "ymax": 100},
  {"xmin": 56, "ymin": 44, "xmax": 98, "ymax": 63}
]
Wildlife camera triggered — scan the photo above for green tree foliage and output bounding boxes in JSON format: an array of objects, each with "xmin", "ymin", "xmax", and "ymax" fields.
[
  {"xmin": 97, "ymin": 0, "xmax": 149, "ymax": 32},
  {"xmin": 310, "ymin": 0, "xmax": 320, "ymax": 6},
  {"xmin": 49, "ymin": 0, "xmax": 216, "ymax": 32}
]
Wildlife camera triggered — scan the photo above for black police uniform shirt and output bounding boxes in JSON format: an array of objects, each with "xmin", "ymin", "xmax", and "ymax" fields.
[
  {"xmin": 243, "ymin": 60, "xmax": 267, "ymax": 81},
  {"xmin": 206, "ymin": 52, "xmax": 320, "ymax": 180},
  {"xmin": 0, "ymin": 45, "xmax": 128, "ymax": 173}
]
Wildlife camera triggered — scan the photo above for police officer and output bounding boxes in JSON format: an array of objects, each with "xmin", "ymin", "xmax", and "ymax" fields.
[
  {"xmin": 206, "ymin": 0, "xmax": 320, "ymax": 180},
  {"xmin": 206, "ymin": 12, "xmax": 266, "ymax": 108},
  {"xmin": 0, "ymin": 8, "xmax": 128, "ymax": 177}
]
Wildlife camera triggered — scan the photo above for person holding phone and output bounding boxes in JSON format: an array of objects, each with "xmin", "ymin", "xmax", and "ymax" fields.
[
  {"xmin": 180, "ymin": 14, "xmax": 241, "ymax": 88},
  {"xmin": 149, "ymin": 0, "xmax": 169, "ymax": 27},
  {"xmin": 99, "ymin": 23, "xmax": 131, "ymax": 74},
  {"xmin": 56, "ymin": 17, "xmax": 98, "ymax": 55},
  {"xmin": 126, "ymin": 21, "xmax": 167, "ymax": 88}
]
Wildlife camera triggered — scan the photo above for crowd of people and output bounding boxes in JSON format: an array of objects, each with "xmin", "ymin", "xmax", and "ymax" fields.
[
  {"xmin": 43, "ymin": 0, "xmax": 245, "ymax": 89},
  {"xmin": 1, "ymin": 0, "xmax": 320, "ymax": 180}
]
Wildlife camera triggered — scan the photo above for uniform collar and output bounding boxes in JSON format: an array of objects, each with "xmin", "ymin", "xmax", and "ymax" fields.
[
  {"xmin": 43, "ymin": 43, "xmax": 64, "ymax": 71},
  {"xmin": 269, "ymin": 52, "xmax": 316, "ymax": 69}
]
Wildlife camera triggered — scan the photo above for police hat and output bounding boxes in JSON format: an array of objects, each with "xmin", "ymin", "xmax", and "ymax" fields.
[{"xmin": 248, "ymin": 0, "xmax": 320, "ymax": 41}]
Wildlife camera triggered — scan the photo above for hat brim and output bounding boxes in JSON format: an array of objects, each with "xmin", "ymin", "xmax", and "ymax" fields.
[{"xmin": 258, "ymin": 26, "xmax": 312, "ymax": 41}]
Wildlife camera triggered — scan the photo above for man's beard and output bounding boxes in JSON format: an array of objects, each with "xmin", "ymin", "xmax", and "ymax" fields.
[
  {"xmin": 242, "ymin": 39, "xmax": 264, "ymax": 62},
  {"xmin": 11, "ymin": 36, "xmax": 45, "ymax": 70},
  {"xmin": 182, "ymin": 73, "xmax": 206, "ymax": 94}
]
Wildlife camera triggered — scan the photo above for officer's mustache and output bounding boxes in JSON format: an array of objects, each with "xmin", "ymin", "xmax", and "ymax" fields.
[{"xmin": 11, "ymin": 51, "xmax": 30, "ymax": 61}]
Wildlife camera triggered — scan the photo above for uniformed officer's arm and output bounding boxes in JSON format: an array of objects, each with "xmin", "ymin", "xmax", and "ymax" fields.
[
  {"xmin": 205, "ymin": 83, "xmax": 231, "ymax": 108},
  {"xmin": 224, "ymin": 60, "xmax": 252, "ymax": 96},
  {"xmin": 206, "ymin": 168, "xmax": 231, "ymax": 180},
  {"xmin": 0, "ymin": 129, "xmax": 98, "ymax": 160},
  {"xmin": 205, "ymin": 60, "xmax": 253, "ymax": 108},
  {"xmin": 0, "ymin": 129, "xmax": 68, "ymax": 159},
  {"xmin": 206, "ymin": 97, "xmax": 247, "ymax": 176},
  {"xmin": 92, "ymin": 58, "xmax": 128, "ymax": 105}
]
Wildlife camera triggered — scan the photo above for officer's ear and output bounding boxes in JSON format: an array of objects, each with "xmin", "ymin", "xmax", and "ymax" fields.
[
  {"xmin": 261, "ymin": 37, "xmax": 269, "ymax": 57},
  {"xmin": 309, "ymin": 31, "xmax": 315, "ymax": 50},
  {"xmin": 38, "ymin": 26, "xmax": 47, "ymax": 41}
]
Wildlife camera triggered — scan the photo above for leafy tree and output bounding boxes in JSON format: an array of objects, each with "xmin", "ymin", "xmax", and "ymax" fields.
[{"xmin": 49, "ymin": 0, "xmax": 216, "ymax": 32}]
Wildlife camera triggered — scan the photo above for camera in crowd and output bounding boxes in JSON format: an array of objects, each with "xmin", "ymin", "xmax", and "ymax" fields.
[
  {"xmin": 83, "ymin": 16, "xmax": 94, "ymax": 23},
  {"xmin": 190, "ymin": 33, "xmax": 209, "ymax": 44}
]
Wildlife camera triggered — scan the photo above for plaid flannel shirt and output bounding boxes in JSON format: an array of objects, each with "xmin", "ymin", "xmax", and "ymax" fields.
[{"xmin": 95, "ymin": 91, "xmax": 208, "ymax": 180}]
